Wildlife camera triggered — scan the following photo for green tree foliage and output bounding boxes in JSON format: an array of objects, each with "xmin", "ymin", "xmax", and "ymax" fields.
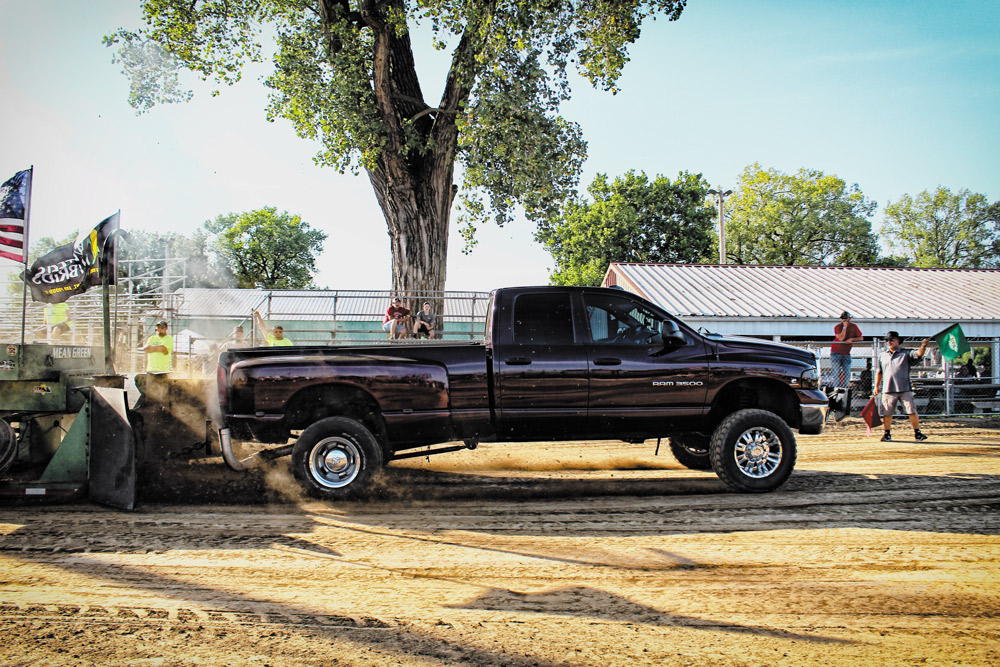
[
  {"xmin": 882, "ymin": 187, "xmax": 999, "ymax": 268},
  {"xmin": 122, "ymin": 229, "xmax": 234, "ymax": 293},
  {"xmin": 535, "ymin": 171, "xmax": 714, "ymax": 286},
  {"xmin": 106, "ymin": 1, "xmax": 689, "ymax": 292},
  {"xmin": 207, "ymin": 207, "xmax": 326, "ymax": 288},
  {"xmin": 725, "ymin": 164, "xmax": 879, "ymax": 266}
]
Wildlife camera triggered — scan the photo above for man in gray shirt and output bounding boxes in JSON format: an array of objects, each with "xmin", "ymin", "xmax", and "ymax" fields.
[{"xmin": 874, "ymin": 330, "xmax": 930, "ymax": 442}]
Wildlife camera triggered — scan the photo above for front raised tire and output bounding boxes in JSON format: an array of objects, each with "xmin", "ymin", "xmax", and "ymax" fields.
[
  {"xmin": 668, "ymin": 433, "xmax": 713, "ymax": 470},
  {"xmin": 292, "ymin": 417, "xmax": 384, "ymax": 500},
  {"xmin": 709, "ymin": 409, "xmax": 796, "ymax": 493}
]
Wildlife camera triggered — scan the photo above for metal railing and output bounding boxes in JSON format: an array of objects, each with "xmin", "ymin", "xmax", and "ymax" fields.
[
  {"xmin": 0, "ymin": 281, "xmax": 493, "ymax": 378},
  {"xmin": 244, "ymin": 290, "xmax": 490, "ymax": 346}
]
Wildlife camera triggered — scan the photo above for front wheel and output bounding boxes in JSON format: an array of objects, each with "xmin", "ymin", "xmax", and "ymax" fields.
[
  {"xmin": 709, "ymin": 409, "xmax": 796, "ymax": 493},
  {"xmin": 292, "ymin": 417, "xmax": 384, "ymax": 500},
  {"xmin": 668, "ymin": 433, "xmax": 713, "ymax": 470}
]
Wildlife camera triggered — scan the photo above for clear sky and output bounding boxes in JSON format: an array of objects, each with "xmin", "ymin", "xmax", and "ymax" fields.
[{"xmin": 1, "ymin": 0, "xmax": 997, "ymax": 291}]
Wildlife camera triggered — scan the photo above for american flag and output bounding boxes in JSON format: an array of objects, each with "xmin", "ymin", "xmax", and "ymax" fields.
[{"xmin": 0, "ymin": 169, "xmax": 31, "ymax": 263}]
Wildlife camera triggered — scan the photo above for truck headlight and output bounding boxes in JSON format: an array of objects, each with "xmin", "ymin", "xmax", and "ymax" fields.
[{"xmin": 800, "ymin": 367, "xmax": 819, "ymax": 390}]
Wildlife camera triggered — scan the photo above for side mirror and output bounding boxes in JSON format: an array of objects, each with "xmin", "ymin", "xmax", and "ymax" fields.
[{"xmin": 659, "ymin": 320, "xmax": 686, "ymax": 346}]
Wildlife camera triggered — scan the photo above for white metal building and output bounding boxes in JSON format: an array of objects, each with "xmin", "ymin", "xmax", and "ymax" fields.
[
  {"xmin": 603, "ymin": 263, "xmax": 1000, "ymax": 340},
  {"xmin": 602, "ymin": 263, "xmax": 1000, "ymax": 381}
]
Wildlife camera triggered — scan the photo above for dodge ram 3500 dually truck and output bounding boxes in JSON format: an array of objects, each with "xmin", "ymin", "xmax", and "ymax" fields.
[{"xmin": 216, "ymin": 286, "xmax": 836, "ymax": 499}]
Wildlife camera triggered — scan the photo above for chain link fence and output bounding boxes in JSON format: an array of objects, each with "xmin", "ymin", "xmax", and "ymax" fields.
[{"xmin": 788, "ymin": 338, "xmax": 1000, "ymax": 417}]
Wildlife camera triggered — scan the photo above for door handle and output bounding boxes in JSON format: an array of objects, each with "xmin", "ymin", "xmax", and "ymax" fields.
[
  {"xmin": 594, "ymin": 357, "xmax": 621, "ymax": 366},
  {"xmin": 505, "ymin": 357, "xmax": 532, "ymax": 365}
]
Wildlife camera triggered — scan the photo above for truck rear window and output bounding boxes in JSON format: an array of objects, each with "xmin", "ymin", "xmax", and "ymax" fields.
[{"xmin": 512, "ymin": 293, "xmax": 574, "ymax": 345}]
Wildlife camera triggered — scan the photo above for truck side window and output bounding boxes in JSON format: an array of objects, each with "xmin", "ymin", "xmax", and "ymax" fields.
[
  {"xmin": 512, "ymin": 293, "xmax": 574, "ymax": 345},
  {"xmin": 584, "ymin": 293, "xmax": 669, "ymax": 346}
]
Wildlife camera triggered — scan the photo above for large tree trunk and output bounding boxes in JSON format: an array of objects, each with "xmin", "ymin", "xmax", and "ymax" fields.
[
  {"xmin": 367, "ymin": 163, "xmax": 454, "ymax": 295},
  {"xmin": 353, "ymin": 1, "xmax": 481, "ymax": 295}
]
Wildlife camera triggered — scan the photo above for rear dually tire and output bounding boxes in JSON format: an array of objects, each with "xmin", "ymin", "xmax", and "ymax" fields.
[{"xmin": 292, "ymin": 416, "xmax": 384, "ymax": 500}]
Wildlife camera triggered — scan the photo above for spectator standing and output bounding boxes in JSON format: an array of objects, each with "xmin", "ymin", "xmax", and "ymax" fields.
[
  {"xmin": 222, "ymin": 324, "xmax": 249, "ymax": 350},
  {"xmin": 383, "ymin": 297, "xmax": 410, "ymax": 339},
  {"xmin": 143, "ymin": 319, "xmax": 174, "ymax": 373},
  {"xmin": 874, "ymin": 330, "xmax": 929, "ymax": 442},
  {"xmin": 956, "ymin": 357, "xmax": 978, "ymax": 378},
  {"xmin": 831, "ymin": 311, "xmax": 862, "ymax": 389},
  {"xmin": 253, "ymin": 311, "xmax": 293, "ymax": 346},
  {"xmin": 44, "ymin": 302, "xmax": 73, "ymax": 341}
]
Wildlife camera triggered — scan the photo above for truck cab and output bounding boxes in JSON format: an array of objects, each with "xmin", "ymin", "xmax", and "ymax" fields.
[{"xmin": 489, "ymin": 287, "xmax": 827, "ymax": 441}]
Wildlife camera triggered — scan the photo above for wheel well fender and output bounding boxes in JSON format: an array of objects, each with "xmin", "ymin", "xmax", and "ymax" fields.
[
  {"xmin": 709, "ymin": 378, "xmax": 800, "ymax": 429},
  {"xmin": 284, "ymin": 384, "xmax": 386, "ymax": 447}
]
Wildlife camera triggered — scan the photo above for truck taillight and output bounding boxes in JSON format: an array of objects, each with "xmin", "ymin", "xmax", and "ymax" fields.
[{"xmin": 217, "ymin": 365, "xmax": 228, "ymax": 406}]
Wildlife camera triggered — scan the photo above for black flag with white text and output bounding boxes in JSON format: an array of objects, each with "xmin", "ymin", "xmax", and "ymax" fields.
[{"xmin": 23, "ymin": 212, "xmax": 120, "ymax": 303}]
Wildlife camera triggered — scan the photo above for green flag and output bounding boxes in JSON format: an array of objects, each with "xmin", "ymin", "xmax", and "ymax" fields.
[{"xmin": 934, "ymin": 323, "xmax": 971, "ymax": 362}]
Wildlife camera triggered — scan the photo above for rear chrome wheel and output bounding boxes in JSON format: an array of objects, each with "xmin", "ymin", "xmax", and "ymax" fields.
[
  {"xmin": 308, "ymin": 436, "xmax": 362, "ymax": 489},
  {"xmin": 292, "ymin": 417, "xmax": 383, "ymax": 499}
]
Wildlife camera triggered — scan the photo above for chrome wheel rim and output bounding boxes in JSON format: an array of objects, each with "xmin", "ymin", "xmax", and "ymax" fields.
[
  {"xmin": 308, "ymin": 436, "xmax": 362, "ymax": 489},
  {"xmin": 733, "ymin": 426, "xmax": 782, "ymax": 478}
]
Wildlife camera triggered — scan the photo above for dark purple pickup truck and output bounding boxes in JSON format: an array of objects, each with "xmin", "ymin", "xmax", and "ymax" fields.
[{"xmin": 217, "ymin": 286, "xmax": 838, "ymax": 498}]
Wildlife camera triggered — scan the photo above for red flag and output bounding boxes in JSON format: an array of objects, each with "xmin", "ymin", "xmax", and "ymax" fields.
[{"xmin": 860, "ymin": 397, "xmax": 881, "ymax": 436}]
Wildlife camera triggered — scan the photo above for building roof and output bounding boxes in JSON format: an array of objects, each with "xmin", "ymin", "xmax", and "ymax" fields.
[{"xmin": 603, "ymin": 263, "xmax": 1000, "ymax": 338}]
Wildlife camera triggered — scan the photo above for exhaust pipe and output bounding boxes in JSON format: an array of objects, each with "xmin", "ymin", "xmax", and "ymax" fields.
[{"xmin": 218, "ymin": 427, "xmax": 260, "ymax": 472}]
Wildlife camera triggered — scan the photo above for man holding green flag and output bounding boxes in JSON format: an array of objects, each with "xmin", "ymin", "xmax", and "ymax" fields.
[
  {"xmin": 933, "ymin": 323, "xmax": 971, "ymax": 362},
  {"xmin": 874, "ymin": 331, "xmax": 930, "ymax": 442}
]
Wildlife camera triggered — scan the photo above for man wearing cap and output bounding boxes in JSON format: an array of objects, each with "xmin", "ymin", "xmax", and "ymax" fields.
[
  {"xmin": 831, "ymin": 311, "xmax": 862, "ymax": 390},
  {"xmin": 382, "ymin": 297, "xmax": 410, "ymax": 339},
  {"xmin": 253, "ymin": 311, "xmax": 293, "ymax": 346},
  {"xmin": 874, "ymin": 331, "xmax": 930, "ymax": 442},
  {"xmin": 143, "ymin": 320, "xmax": 174, "ymax": 373}
]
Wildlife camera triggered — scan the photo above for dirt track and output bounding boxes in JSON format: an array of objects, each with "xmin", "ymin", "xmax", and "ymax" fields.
[{"xmin": 1, "ymin": 418, "xmax": 998, "ymax": 666}]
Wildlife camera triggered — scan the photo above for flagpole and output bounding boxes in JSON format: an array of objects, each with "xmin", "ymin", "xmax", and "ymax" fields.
[
  {"xmin": 101, "ymin": 212, "xmax": 125, "ymax": 375},
  {"xmin": 19, "ymin": 166, "xmax": 34, "ymax": 347}
]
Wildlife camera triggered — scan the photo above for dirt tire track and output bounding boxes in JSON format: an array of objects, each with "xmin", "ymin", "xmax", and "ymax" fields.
[{"xmin": 0, "ymin": 418, "xmax": 998, "ymax": 666}]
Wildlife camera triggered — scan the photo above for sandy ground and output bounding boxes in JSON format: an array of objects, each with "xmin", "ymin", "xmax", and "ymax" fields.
[{"xmin": 1, "ymin": 417, "xmax": 998, "ymax": 666}]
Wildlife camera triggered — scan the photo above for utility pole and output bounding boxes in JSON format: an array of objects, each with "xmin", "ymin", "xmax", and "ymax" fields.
[{"xmin": 708, "ymin": 187, "xmax": 732, "ymax": 264}]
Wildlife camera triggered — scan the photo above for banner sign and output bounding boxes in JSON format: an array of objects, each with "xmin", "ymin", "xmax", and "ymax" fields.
[{"xmin": 23, "ymin": 212, "xmax": 120, "ymax": 303}]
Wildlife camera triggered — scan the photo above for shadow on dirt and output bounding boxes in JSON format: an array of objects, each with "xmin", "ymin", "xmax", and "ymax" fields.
[{"xmin": 0, "ymin": 513, "xmax": 857, "ymax": 660}]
